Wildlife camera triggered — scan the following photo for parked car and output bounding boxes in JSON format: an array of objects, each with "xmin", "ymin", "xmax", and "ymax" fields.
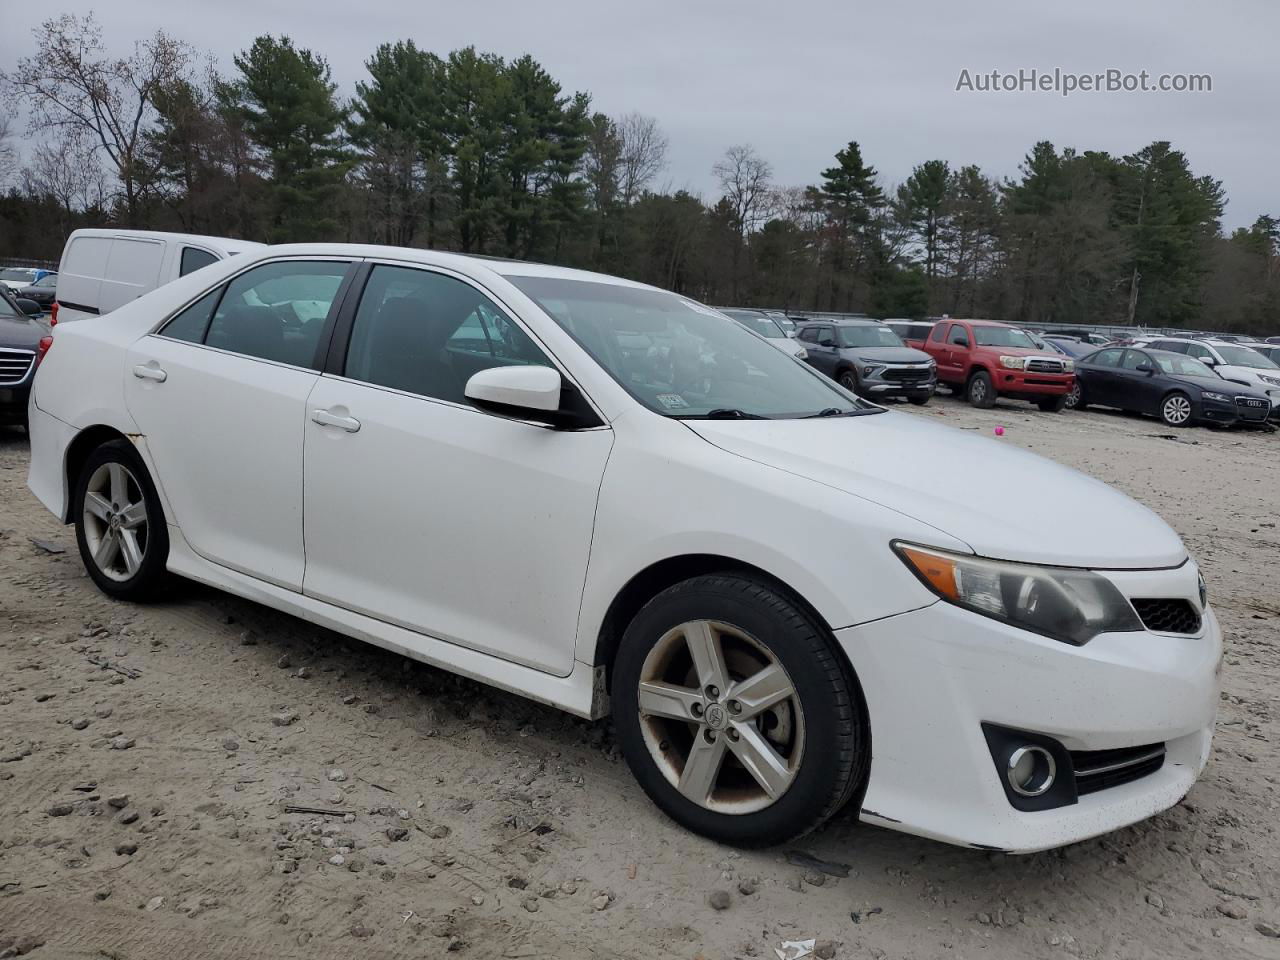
[
  {"xmin": 796, "ymin": 318, "xmax": 935, "ymax": 404},
  {"xmin": 9, "ymin": 272, "xmax": 57, "ymax": 310},
  {"xmin": 718, "ymin": 308, "xmax": 807, "ymax": 360},
  {"xmin": 53, "ymin": 229, "xmax": 266, "ymax": 324},
  {"xmin": 762, "ymin": 311, "xmax": 797, "ymax": 335},
  {"xmin": 882, "ymin": 319, "xmax": 936, "ymax": 350},
  {"xmin": 1243, "ymin": 343, "xmax": 1280, "ymax": 365},
  {"xmin": 1144, "ymin": 337, "xmax": 1280, "ymax": 418},
  {"xmin": 27, "ymin": 244, "xmax": 1220, "ymax": 854},
  {"xmin": 1071, "ymin": 347, "xmax": 1271, "ymax": 427},
  {"xmin": 1040, "ymin": 337, "xmax": 1097, "ymax": 360},
  {"xmin": 0, "ymin": 266, "xmax": 55, "ymax": 291},
  {"xmin": 921, "ymin": 318, "xmax": 1075, "ymax": 410},
  {"xmin": 0, "ymin": 285, "xmax": 51, "ymax": 430},
  {"xmin": 1044, "ymin": 328, "xmax": 1111, "ymax": 346}
]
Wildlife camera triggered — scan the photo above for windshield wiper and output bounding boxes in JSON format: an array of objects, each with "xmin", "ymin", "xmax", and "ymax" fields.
[
  {"xmin": 802, "ymin": 406, "xmax": 884, "ymax": 418},
  {"xmin": 673, "ymin": 408, "xmax": 770, "ymax": 420}
]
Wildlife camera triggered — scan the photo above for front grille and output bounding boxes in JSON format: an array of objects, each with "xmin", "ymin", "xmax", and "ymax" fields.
[
  {"xmin": 1026, "ymin": 358, "xmax": 1065, "ymax": 373},
  {"xmin": 1071, "ymin": 743, "xmax": 1165, "ymax": 796},
  {"xmin": 882, "ymin": 367, "xmax": 932, "ymax": 383},
  {"xmin": 1132, "ymin": 598, "xmax": 1202, "ymax": 634},
  {"xmin": 1235, "ymin": 396, "xmax": 1269, "ymax": 421},
  {"xmin": 0, "ymin": 348, "xmax": 35, "ymax": 385}
]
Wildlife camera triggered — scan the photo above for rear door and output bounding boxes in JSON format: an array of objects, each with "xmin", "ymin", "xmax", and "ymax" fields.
[
  {"xmin": 300, "ymin": 262, "xmax": 613, "ymax": 675},
  {"xmin": 1081, "ymin": 348, "xmax": 1125, "ymax": 406},
  {"xmin": 124, "ymin": 257, "xmax": 353, "ymax": 590}
]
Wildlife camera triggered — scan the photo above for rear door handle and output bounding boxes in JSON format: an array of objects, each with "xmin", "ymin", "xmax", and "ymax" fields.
[
  {"xmin": 132, "ymin": 363, "xmax": 167, "ymax": 382},
  {"xmin": 311, "ymin": 409, "xmax": 361, "ymax": 433}
]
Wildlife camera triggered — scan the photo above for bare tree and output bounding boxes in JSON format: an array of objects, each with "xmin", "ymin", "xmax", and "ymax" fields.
[
  {"xmin": 616, "ymin": 112, "xmax": 667, "ymax": 205},
  {"xmin": 713, "ymin": 144, "xmax": 773, "ymax": 238},
  {"xmin": 0, "ymin": 117, "xmax": 16, "ymax": 187},
  {"xmin": 23, "ymin": 129, "xmax": 107, "ymax": 212},
  {"xmin": 3, "ymin": 12, "xmax": 193, "ymax": 225}
]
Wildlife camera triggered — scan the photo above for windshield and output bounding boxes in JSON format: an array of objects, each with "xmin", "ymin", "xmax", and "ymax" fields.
[
  {"xmin": 1153, "ymin": 354, "xmax": 1215, "ymax": 378},
  {"xmin": 973, "ymin": 326, "xmax": 1037, "ymax": 348},
  {"xmin": 722, "ymin": 310, "xmax": 785, "ymax": 339},
  {"xmin": 508, "ymin": 276, "xmax": 872, "ymax": 419},
  {"xmin": 0, "ymin": 269, "xmax": 37, "ymax": 283},
  {"xmin": 1215, "ymin": 345, "xmax": 1279, "ymax": 369},
  {"xmin": 839, "ymin": 325, "xmax": 905, "ymax": 348}
]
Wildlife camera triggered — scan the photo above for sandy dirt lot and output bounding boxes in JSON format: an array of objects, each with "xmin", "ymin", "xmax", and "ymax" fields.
[{"xmin": 1, "ymin": 396, "xmax": 1277, "ymax": 960}]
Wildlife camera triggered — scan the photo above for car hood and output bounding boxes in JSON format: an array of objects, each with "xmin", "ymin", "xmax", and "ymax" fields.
[
  {"xmin": 687, "ymin": 411, "xmax": 1187, "ymax": 569},
  {"xmin": 0, "ymin": 315, "xmax": 43, "ymax": 350},
  {"xmin": 847, "ymin": 346, "xmax": 932, "ymax": 363},
  {"xmin": 1167, "ymin": 372, "xmax": 1264, "ymax": 396}
]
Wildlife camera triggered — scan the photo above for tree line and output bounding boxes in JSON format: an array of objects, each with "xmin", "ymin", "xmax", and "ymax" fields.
[{"xmin": 2, "ymin": 13, "xmax": 1276, "ymax": 334}]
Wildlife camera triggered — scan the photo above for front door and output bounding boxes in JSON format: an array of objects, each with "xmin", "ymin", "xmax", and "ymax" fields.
[
  {"xmin": 301, "ymin": 263, "xmax": 613, "ymax": 675},
  {"xmin": 124, "ymin": 258, "xmax": 351, "ymax": 589}
]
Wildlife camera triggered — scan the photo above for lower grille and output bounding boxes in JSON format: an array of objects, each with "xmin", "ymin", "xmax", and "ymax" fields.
[
  {"xmin": 0, "ymin": 349, "xmax": 35, "ymax": 385},
  {"xmin": 1132, "ymin": 598, "xmax": 1202, "ymax": 634},
  {"xmin": 1071, "ymin": 743, "xmax": 1165, "ymax": 796}
]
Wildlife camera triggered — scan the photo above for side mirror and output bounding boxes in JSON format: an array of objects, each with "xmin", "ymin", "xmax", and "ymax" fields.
[
  {"xmin": 16, "ymin": 298, "xmax": 41, "ymax": 316},
  {"xmin": 1135, "ymin": 363, "xmax": 1154, "ymax": 374},
  {"xmin": 466, "ymin": 365, "xmax": 562, "ymax": 413},
  {"xmin": 1201, "ymin": 356, "xmax": 1217, "ymax": 366},
  {"xmin": 819, "ymin": 338, "xmax": 836, "ymax": 348}
]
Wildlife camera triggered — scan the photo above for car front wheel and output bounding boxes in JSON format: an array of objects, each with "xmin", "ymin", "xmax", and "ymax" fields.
[
  {"xmin": 1065, "ymin": 381, "xmax": 1085, "ymax": 410},
  {"xmin": 838, "ymin": 369, "xmax": 860, "ymax": 395},
  {"xmin": 967, "ymin": 370, "xmax": 996, "ymax": 408},
  {"xmin": 73, "ymin": 439, "xmax": 170, "ymax": 600},
  {"xmin": 613, "ymin": 574, "xmax": 869, "ymax": 846},
  {"xmin": 1160, "ymin": 392, "xmax": 1193, "ymax": 427}
]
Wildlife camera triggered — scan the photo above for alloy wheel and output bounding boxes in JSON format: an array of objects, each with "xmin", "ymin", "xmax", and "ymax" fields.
[
  {"xmin": 636, "ymin": 619, "xmax": 805, "ymax": 814},
  {"xmin": 1065, "ymin": 382, "xmax": 1081, "ymax": 409},
  {"xmin": 970, "ymin": 378, "xmax": 987, "ymax": 403},
  {"xmin": 1162, "ymin": 395, "xmax": 1191, "ymax": 425},
  {"xmin": 82, "ymin": 462, "xmax": 149, "ymax": 581}
]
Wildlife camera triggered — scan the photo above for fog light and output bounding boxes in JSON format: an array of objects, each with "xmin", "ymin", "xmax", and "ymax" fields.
[{"xmin": 1006, "ymin": 746, "xmax": 1056, "ymax": 797}]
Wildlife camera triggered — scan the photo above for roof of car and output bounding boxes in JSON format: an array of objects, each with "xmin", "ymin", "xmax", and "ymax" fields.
[{"xmin": 796, "ymin": 317, "xmax": 882, "ymax": 327}]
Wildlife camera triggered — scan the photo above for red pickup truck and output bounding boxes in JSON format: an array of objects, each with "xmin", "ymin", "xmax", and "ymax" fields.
[{"xmin": 922, "ymin": 319, "xmax": 1076, "ymax": 411}]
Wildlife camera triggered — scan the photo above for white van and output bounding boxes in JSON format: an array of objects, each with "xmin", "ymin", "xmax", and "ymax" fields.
[{"xmin": 54, "ymin": 229, "xmax": 265, "ymax": 324}]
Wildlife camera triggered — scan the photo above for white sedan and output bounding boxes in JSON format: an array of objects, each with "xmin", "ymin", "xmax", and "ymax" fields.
[{"xmin": 26, "ymin": 245, "xmax": 1220, "ymax": 852}]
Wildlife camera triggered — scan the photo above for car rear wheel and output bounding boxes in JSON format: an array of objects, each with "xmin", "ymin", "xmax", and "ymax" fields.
[
  {"xmin": 1160, "ymin": 392, "xmax": 1193, "ymax": 427},
  {"xmin": 966, "ymin": 370, "xmax": 996, "ymax": 408},
  {"xmin": 613, "ymin": 574, "xmax": 868, "ymax": 846},
  {"xmin": 74, "ymin": 439, "xmax": 170, "ymax": 600}
]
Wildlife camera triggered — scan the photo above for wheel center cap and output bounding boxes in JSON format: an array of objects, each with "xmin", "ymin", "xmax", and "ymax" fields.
[{"xmin": 704, "ymin": 703, "xmax": 728, "ymax": 730}]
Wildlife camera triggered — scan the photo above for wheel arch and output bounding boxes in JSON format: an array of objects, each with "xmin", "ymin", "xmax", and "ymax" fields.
[
  {"xmin": 592, "ymin": 553, "xmax": 842, "ymax": 694},
  {"xmin": 62, "ymin": 425, "xmax": 134, "ymax": 522}
]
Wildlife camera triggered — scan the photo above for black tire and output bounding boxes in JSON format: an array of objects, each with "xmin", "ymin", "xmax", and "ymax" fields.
[
  {"xmin": 1037, "ymin": 395, "xmax": 1068, "ymax": 413},
  {"xmin": 1065, "ymin": 381, "xmax": 1086, "ymax": 410},
  {"xmin": 73, "ymin": 439, "xmax": 171, "ymax": 601},
  {"xmin": 612, "ymin": 574, "xmax": 869, "ymax": 847},
  {"xmin": 1159, "ymin": 391, "xmax": 1194, "ymax": 428},
  {"xmin": 837, "ymin": 368, "xmax": 860, "ymax": 396},
  {"xmin": 966, "ymin": 370, "xmax": 996, "ymax": 408}
]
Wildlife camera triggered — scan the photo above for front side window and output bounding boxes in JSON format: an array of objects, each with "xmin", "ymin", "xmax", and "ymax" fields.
[
  {"xmin": 798, "ymin": 326, "xmax": 819, "ymax": 343},
  {"xmin": 973, "ymin": 326, "xmax": 1036, "ymax": 348},
  {"xmin": 1185, "ymin": 343, "xmax": 1212, "ymax": 361},
  {"xmin": 507, "ymin": 275, "xmax": 871, "ymax": 419},
  {"xmin": 948, "ymin": 325, "xmax": 969, "ymax": 347},
  {"xmin": 839, "ymin": 325, "xmax": 905, "ymax": 348},
  {"xmin": 204, "ymin": 260, "xmax": 347, "ymax": 366},
  {"xmin": 343, "ymin": 265, "xmax": 550, "ymax": 404},
  {"xmin": 1121, "ymin": 350, "xmax": 1151, "ymax": 370},
  {"xmin": 180, "ymin": 247, "xmax": 219, "ymax": 277}
]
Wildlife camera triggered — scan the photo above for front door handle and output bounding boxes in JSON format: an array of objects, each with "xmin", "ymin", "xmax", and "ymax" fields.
[
  {"xmin": 133, "ymin": 363, "xmax": 167, "ymax": 383},
  {"xmin": 311, "ymin": 409, "xmax": 361, "ymax": 433}
]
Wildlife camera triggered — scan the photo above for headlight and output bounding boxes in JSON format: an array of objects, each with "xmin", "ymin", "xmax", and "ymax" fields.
[
  {"xmin": 794, "ymin": 347, "xmax": 808, "ymax": 360},
  {"xmin": 1062, "ymin": 360, "xmax": 1075, "ymax": 372},
  {"xmin": 999, "ymin": 355, "xmax": 1026, "ymax": 370},
  {"xmin": 927, "ymin": 358, "xmax": 937, "ymax": 368},
  {"xmin": 894, "ymin": 543, "xmax": 1143, "ymax": 646},
  {"xmin": 861, "ymin": 365, "xmax": 882, "ymax": 378},
  {"xmin": 1259, "ymin": 374, "xmax": 1280, "ymax": 387},
  {"xmin": 1201, "ymin": 391, "xmax": 1230, "ymax": 402}
]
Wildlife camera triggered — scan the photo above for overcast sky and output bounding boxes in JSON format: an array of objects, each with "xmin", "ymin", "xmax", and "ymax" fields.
[{"xmin": 3, "ymin": 0, "xmax": 1274, "ymax": 229}]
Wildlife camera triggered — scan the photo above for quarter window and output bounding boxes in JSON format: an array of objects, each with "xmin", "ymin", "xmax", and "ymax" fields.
[
  {"xmin": 180, "ymin": 247, "xmax": 219, "ymax": 277},
  {"xmin": 343, "ymin": 265, "xmax": 550, "ymax": 405},
  {"xmin": 203, "ymin": 261, "xmax": 347, "ymax": 367}
]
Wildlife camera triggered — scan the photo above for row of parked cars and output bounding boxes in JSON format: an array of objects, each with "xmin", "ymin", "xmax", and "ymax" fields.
[{"xmin": 719, "ymin": 308, "xmax": 1280, "ymax": 430}]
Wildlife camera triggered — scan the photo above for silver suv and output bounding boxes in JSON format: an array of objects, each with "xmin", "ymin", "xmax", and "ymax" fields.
[{"xmin": 797, "ymin": 319, "xmax": 937, "ymax": 404}]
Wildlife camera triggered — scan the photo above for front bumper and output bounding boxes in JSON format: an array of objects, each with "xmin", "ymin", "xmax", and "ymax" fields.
[
  {"xmin": 1199, "ymin": 395, "xmax": 1270, "ymax": 425},
  {"xmin": 863, "ymin": 367, "xmax": 937, "ymax": 397},
  {"xmin": 838, "ymin": 565, "xmax": 1220, "ymax": 853},
  {"xmin": 993, "ymin": 370, "xmax": 1074, "ymax": 397}
]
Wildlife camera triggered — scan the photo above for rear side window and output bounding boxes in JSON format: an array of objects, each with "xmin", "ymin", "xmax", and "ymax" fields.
[
  {"xmin": 1090, "ymin": 349, "xmax": 1124, "ymax": 368},
  {"xmin": 203, "ymin": 261, "xmax": 348, "ymax": 367},
  {"xmin": 159, "ymin": 288, "xmax": 222, "ymax": 343},
  {"xmin": 342, "ymin": 265, "xmax": 550, "ymax": 404},
  {"xmin": 929, "ymin": 323, "xmax": 947, "ymax": 343},
  {"xmin": 180, "ymin": 247, "xmax": 219, "ymax": 276},
  {"xmin": 948, "ymin": 325, "xmax": 969, "ymax": 347}
]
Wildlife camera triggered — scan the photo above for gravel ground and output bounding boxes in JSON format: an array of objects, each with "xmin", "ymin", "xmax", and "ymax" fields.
[{"xmin": 1, "ymin": 394, "xmax": 1277, "ymax": 960}]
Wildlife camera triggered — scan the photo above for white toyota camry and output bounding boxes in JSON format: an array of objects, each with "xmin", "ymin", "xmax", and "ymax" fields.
[{"xmin": 26, "ymin": 245, "xmax": 1221, "ymax": 852}]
